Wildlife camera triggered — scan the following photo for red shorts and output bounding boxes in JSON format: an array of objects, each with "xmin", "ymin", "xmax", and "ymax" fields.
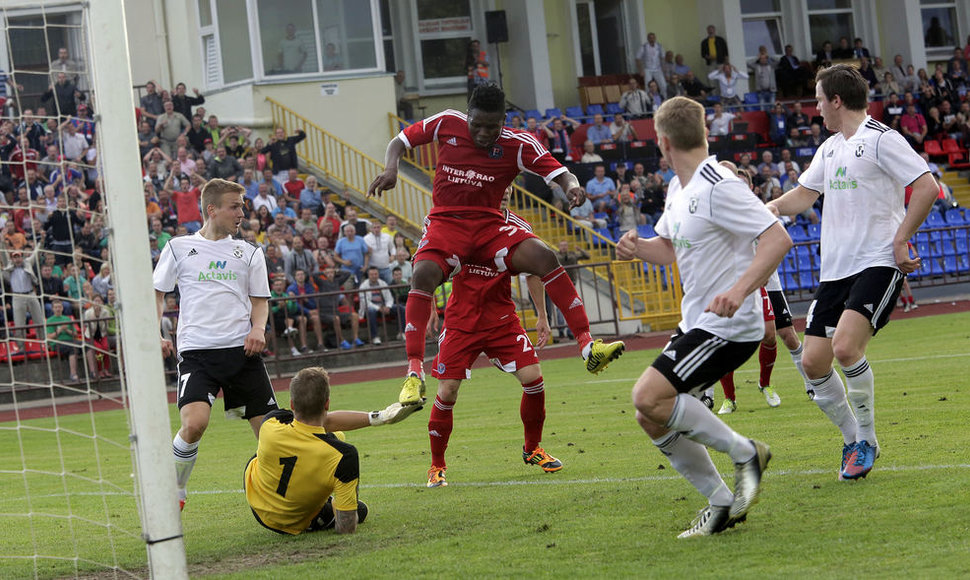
[
  {"xmin": 415, "ymin": 210, "xmax": 538, "ymax": 277},
  {"xmin": 760, "ymin": 287, "xmax": 775, "ymax": 322},
  {"xmin": 431, "ymin": 320, "xmax": 540, "ymax": 380}
]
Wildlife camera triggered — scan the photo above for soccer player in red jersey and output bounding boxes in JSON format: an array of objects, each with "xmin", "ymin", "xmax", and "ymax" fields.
[
  {"xmin": 425, "ymin": 207, "xmax": 561, "ymax": 488},
  {"xmin": 369, "ymin": 83, "xmax": 625, "ymax": 406}
]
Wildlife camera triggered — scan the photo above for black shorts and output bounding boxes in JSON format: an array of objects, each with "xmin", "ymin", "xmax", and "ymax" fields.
[
  {"xmin": 805, "ymin": 266, "xmax": 904, "ymax": 338},
  {"xmin": 767, "ymin": 290, "xmax": 793, "ymax": 330},
  {"xmin": 651, "ymin": 328, "xmax": 760, "ymax": 396},
  {"xmin": 176, "ymin": 346, "xmax": 277, "ymax": 419}
]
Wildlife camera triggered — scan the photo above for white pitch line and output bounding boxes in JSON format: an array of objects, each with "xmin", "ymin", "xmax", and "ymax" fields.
[
  {"xmin": 585, "ymin": 351, "xmax": 970, "ymax": 384},
  {"xmin": 3, "ymin": 463, "xmax": 968, "ymax": 502}
]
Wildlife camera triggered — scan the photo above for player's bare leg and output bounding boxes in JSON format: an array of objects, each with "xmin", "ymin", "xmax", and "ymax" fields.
[
  {"xmin": 427, "ymin": 378, "xmax": 460, "ymax": 487},
  {"xmin": 509, "ymin": 238, "xmax": 625, "ymax": 374},
  {"xmin": 173, "ymin": 402, "xmax": 212, "ymax": 510},
  {"xmin": 400, "ymin": 260, "xmax": 444, "ymax": 405}
]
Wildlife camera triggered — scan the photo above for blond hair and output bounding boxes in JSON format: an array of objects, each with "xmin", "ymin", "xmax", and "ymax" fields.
[
  {"xmin": 200, "ymin": 178, "xmax": 245, "ymax": 223},
  {"xmin": 653, "ymin": 96, "xmax": 707, "ymax": 152}
]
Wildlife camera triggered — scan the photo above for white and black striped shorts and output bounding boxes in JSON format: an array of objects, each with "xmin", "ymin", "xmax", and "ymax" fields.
[{"xmin": 651, "ymin": 328, "xmax": 760, "ymax": 396}]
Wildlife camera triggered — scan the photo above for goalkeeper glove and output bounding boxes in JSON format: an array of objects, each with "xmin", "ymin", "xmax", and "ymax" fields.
[{"xmin": 369, "ymin": 402, "xmax": 422, "ymax": 426}]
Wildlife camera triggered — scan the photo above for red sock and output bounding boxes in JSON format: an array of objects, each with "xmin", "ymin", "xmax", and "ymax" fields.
[
  {"xmin": 759, "ymin": 342, "xmax": 777, "ymax": 388},
  {"xmin": 428, "ymin": 395, "xmax": 454, "ymax": 468},
  {"xmin": 720, "ymin": 372, "xmax": 736, "ymax": 401},
  {"xmin": 541, "ymin": 267, "xmax": 591, "ymax": 350},
  {"xmin": 405, "ymin": 289, "xmax": 434, "ymax": 376},
  {"xmin": 520, "ymin": 377, "xmax": 546, "ymax": 452}
]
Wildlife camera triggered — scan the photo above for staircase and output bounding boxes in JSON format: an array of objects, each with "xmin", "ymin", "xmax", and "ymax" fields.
[{"xmin": 943, "ymin": 170, "xmax": 970, "ymax": 207}]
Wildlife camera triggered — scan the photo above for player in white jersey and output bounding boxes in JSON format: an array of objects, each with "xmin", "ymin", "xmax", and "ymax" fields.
[
  {"xmin": 767, "ymin": 65, "xmax": 938, "ymax": 481},
  {"xmin": 616, "ymin": 97, "xmax": 792, "ymax": 537}
]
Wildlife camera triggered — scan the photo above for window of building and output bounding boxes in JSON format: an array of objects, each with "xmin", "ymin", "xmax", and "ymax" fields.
[
  {"xmin": 741, "ymin": 0, "xmax": 784, "ymax": 57},
  {"xmin": 256, "ymin": 0, "xmax": 318, "ymax": 76},
  {"xmin": 416, "ymin": 0, "xmax": 473, "ymax": 85},
  {"xmin": 920, "ymin": 0, "xmax": 958, "ymax": 49},
  {"xmin": 806, "ymin": 0, "xmax": 854, "ymax": 53},
  {"xmin": 216, "ymin": 0, "xmax": 253, "ymax": 84}
]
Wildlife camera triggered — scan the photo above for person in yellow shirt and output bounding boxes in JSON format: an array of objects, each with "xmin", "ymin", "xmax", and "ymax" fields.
[{"xmin": 244, "ymin": 367, "xmax": 420, "ymax": 534}]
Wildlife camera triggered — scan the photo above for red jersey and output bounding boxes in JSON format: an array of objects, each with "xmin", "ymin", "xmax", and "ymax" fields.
[
  {"xmin": 172, "ymin": 188, "xmax": 202, "ymax": 224},
  {"xmin": 399, "ymin": 110, "xmax": 566, "ymax": 210},
  {"xmin": 9, "ymin": 147, "xmax": 38, "ymax": 180}
]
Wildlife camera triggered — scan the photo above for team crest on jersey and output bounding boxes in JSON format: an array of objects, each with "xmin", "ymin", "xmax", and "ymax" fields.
[
  {"xmin": 436, "ymin": 362, "xmax": 446, "ymax": 374},
  {"xmin": 233, "ymin": 246, "xmax": 244, "ymax": 259},
  {"xmin": 688, "ymin": 197, "xmax": 699, "ymax": 214},
  {"xmin": 488, "ymin": 144, "xmax": 503, "ymax": 159},
  {"xmin": 855, "ymin": 144, "xmax": 865, "ymax": 158}
]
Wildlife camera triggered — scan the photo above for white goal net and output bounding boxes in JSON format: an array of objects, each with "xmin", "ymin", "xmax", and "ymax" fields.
[{"xmin": 0, "ymin": 1, "xmax": 186, "ymax": 577}]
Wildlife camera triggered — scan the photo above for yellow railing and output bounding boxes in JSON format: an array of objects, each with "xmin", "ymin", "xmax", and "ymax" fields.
[
  {"xmin": 267, "ymin": 98, "xmax": 432, "ymax": 233},
  {"xmin": 386, "ymin": 112, "xmax": 682, "ymax": 328}
]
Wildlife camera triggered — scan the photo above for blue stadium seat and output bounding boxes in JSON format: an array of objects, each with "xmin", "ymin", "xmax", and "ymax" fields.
[
  {"xmin": 807, "ymin": 223, "xmax": 821, "ymax": 240},
  {"xmin": 955, "ymin": 236, "xmax": 968, "ymax": 255},
  {"xmin": 943, "ymin": 256, "xmax": 958, "ymax": 274},
  {"xmin": 506, "ymin": 111, "xmax": 521, "ymax": 124},
  {"xmin": 592, "ymin": 228, "xmax": 612, "ymax": 247},
  {"xmin": 798, "ymin": 272, "xmax": 814, "ymax": 290},
  {"xmin": 605, "ymin": 103, "xmax": 623, "ymax": 115},
  {"xmin": 586, "ymin": 104, "xmax": 604, "ymax": 116},
  {"xmin": 930, "ymin": 257, "xmax": 944, "ymax": 276},
  {"xmin": 610, "ymin": 160, "xmax": 632, "ymax": 172},
  {"xmin": 784, "ymin": 273, "xmax": 798, "ymax": 291},
  {"xmin": 925, "ymin": 211, "xmax": 945, "ymax": 228},
  {"xmin": 958, "ymin": 254, "xmax": 970, "ymax": 273},
  {"xmin": 797, "ymin": 255, "xmax": 812, "ymax": 273},
  {"xmin": 916, "ymin": 241, "xmax": 930, "ymax": 258},
  {"xmin": 787, "ymin": 225, "xmax": 808, "ymax": 242},
  {"xmin": 544, "ymin": 107, "xmax": 562, "ymax": 120},
  {"xmin": 743, "ymin": 92, "xmax": 759, "ymax": 112},
  {"xmin": 564, "ymin": 106, "xmax": 584, "ymax": 119},
  {"xmin": 928, "ymin": 241, "xmax": 943, "ymax": 258},
  {"xmin": 637, "ymin": 224, "xmax": 655, "ymax": 238},
  {"xmin": 524, "ymin": 109, "xmax": 543, "ymax": 122},
  {"xmin": 945, "ymin": 208, "xmax": 966, "ymax": 225},
  {"xmin": 915, "ymin": 232, "xmax": 930, "ymax": 244}
]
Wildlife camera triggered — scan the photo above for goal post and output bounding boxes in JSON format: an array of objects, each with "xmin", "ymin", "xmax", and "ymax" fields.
[{"xmin": 86, "ymin": 0, "xmax": 188, "ymax": 577}]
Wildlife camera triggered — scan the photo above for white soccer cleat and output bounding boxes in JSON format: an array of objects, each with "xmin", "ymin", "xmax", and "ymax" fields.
[
  {"xmin": 760, "ymin": 385, "xmax": 781, "ymax": 407},
  {"xmin": 731, "ymin": 439, "xmax": 771, "ymax": 519},
  {"xmin": 677, "ymin": 504, "xmax": 730, "ymax": 538}
]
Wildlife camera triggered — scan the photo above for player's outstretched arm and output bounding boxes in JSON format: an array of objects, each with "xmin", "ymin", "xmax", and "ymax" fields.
[
  {"xmin": 323, "ymin": 403, "xmax": 422, "ymax": 432},
  {"xmin": 894, "ymin": 172, "xmax": 938, "ymax": 273},
  {"xmin": 706, "ymin": 222, "xmax": 792, "ymax": 317},
  {"xmin": 616, "ymin": 229, "xmax": 676, "ymax": 265},
  {"xmin": 766, "ymin": 184, "xmax": 819, "ymax": 218},
  {"xmin": 367, "ymin": 137, "xmax": 407, "ymax": 198},
  {"xmin": 552, "ymin": 171, "xmax": 587, "ymax": 209}
]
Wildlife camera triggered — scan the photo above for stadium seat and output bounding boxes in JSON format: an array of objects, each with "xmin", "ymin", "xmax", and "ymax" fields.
[
  {"xmin": 564, "ymin": 106, "xmax": 584, "ymax": 120},
  {"xmin": 944, "ymin": 208, "xmax": 965, "ymax": 225},
  {"xmin": 928, "ymin": 241, "xmax": 943, "ymax": 258},
  {"xmin": 787, "ymin": 225, "xmax": 808, "ymax": 242},
  {"xmin": 637, "ymin": 224, "xmax": 655, "ymax": 238},
  {"xmin": 797, "ymin": 254, "xmax": 812, "ymax": 273},
  {"xmin": 925, "ymin": 211, "xmax": 945, "ymax": 228},
  {"xmin": 605, "ymin": 102, "xmax": 623, "ymax": 116},
  {"xmin": 24, "ymin": 340, "xmax": 48, "ymax": 361},
  {"xmin": 923, "ymin": 139, "xmax": 945, "ymax": 160},
  {"xmin": 916, "ymin": 240, "xmax": 930, "ymax": 258},
  {"xmin": 943, "ymin": 256, "xmax": 958, "ymax": 274},
  {"xmin": 783, "ymin": 273, "xmax": 798, "ymax": 291},
  {"xmin": 524, "ymin": 109, "xmax": 543, "ymax": 122},
  {"xmin": 806, "ymin": 223, "xmax": 821, "ymax": 240},
  {"xmin": 742, "ymin": 92, "xmax": 759, "ymax": 112},
  {"xmin": 930, "ymin": 257, "xmax": 944, "ymax": 276},
  {"xmin": 592, "ymin": 228, "xmax": 612, "ymax": 248},
  {"xmin": 955, "ymin": 236, "xmax": 968, "ymax": 255},
  {"xmin": 798, "ymin": 272, "xmax": 814, "ymax": 290},
  {"xmin": 506, "ymin": 111, "xmax": 520, "ymax": 124},
  {"xmin": 586, "ymin": 104, "xmax": 604, "ymax": 116},
  {"xmin": 941, "ymin": 139, "xmax": 966, "ymax": 155},
  {"xmin": 544, "ymin": 107, "xmax": 562, "ymax": 120},
  {"xmin": 958, "ymin": 254, "xmax": 970, "ymax": 273}
]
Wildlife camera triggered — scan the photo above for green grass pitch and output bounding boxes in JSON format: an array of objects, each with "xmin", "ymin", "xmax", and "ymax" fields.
[{"xmin": 2, "ymin": 311, "xmax": 969, "ymax": 578}]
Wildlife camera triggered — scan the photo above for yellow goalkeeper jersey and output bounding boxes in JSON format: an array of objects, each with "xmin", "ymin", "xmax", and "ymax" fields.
[{"xmin": 244, "ymin": 409, "xmax": 359, "ymax": 534}]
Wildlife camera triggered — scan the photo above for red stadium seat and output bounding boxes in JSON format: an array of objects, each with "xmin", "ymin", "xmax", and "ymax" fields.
[{"xmin": 924, "ymin": 139, "xmax": 945, "ymax": 160}]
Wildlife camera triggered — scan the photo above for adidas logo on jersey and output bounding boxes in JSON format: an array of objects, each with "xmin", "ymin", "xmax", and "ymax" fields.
[
  {"xmin": 405, "ymin": 323, "xmax": 418, "ymax": 332},
  {"xmin": 863, "ymin": 303, "xmax": 874, "ymax": 313},
  {"xmin": 568, "ymin": 297, "xmax": 583, "ymax": 310},
  {"xmin": 446, "ymin": 137, "xmax": 457, "ymax": 146},
  {"xmin": 268, "ymin": 397, "xmax": 276, "ymax": 406},
  {"xmin": 187, "ymin": 248, "xmax": 198, "ymax": 256},
  {"xmin": 663, "ymin": 350, "xmax": 677, "ymax": 361},
  {"xmin": 429, "ymin": 429, "xmax": 442, "ymax": 437}
]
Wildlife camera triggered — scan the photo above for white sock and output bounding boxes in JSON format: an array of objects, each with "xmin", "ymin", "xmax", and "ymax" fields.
[
  {"xmin": 843, "ymin": 357, "xmax": 876, "ymax": 447},
  {"xmin": 173, "ymin": 433, "xmax": 199, "ymax": 490},
  {"xmin": 666, "ymin": 393, "xmax": 755, "ymax": 464},
  {"xmin": 703, "ymin": 387, "xmax": 715, "ymax": 399},
  {"xmin": 807, "ymin": 370, "xmax": 858, "ymax": 445},
  {"xmin": 653, "ymin": 430, "xmax": 733, "ymax": 507},
  {"xmin": 581, "ymin": 342, "xmax": 592, "ymax": 360},
  {"xmin": 789, "ymin": 343, "xmax": 810, "ymax": 388}
]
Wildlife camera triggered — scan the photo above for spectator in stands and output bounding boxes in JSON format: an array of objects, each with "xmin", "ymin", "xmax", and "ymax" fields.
[
  {"xmin": 610, "ymin": 114, "xmax": 638, "ymax": 144},
  {"xmin": 673, "ymin": 54, "xmax": 689, "ymax": 77},
  {"xmin": 82, "ymin": 294, "xmax": 113, "ymax": 378},
  {"xmin": 358, "ymin": 266, "xmax": 393, "ymax": 345},
  {"xmin": 883, "ymin": 92, "xmax": 904, "ymax": 126},
  {"xmin": 613, "ymin": 163, "xmax": 631, "ymax": 187},
  {"xmin": 541, "ymin": 115, "xmax": 580, "ymax": 161},
  {"xmin": 465, "ymin": 40, "xmax": 490, "ymax": 101},
  {"xmin": 268, "ymin": 276, "xmax": 302, "ymax": 357},
  {"xmin": 758, "ymin": 151, "xmax": 780, "ymax": 177},
  {"xmin": 638, "ymin": 175, "xmax": 664, "ymax": 226},
  {"xmin": 239, "ymin": 168, "xmax": 260, "ymax": 201},
  {"xmin": 380, "ymin": 215, "xmax": 399, "ymax": 238},
  {"xmin": 619, "ymin": 77, "xmax": 651, "ymax": 118},
  {"xmin": 930, "ymin": 68, "xmax": 956, "ymax": 107},
  {"xmin": 45, "ymin": 299, "xmax": 79, "ymax": 381},
  {"xmin": 768, "ymin": 103, "xmax": 788, "ymax": 145},
  {"xmin": 313, "ymin": 235, "xmax": 335, "ymax": 269},
  {"xmin": 334, "ymin": 223, "xmax": 369, "ymax": 281},
  {"xmin": 170, "ymin": 83, "xmax": 204, "ymax": 121},
  {"xmin": 281, "ymin": 168, "xmax": 304, "ymax": 209},
  {"xmin": 59, "ymin": 122, "xmax": 89, "ymax": 163},
  {"xmin": 890, "ymin": 55, "xmax": 907, "ymax": 84},
  {"xmin": 852, "ymin": 38, "xmax": 870, "ymax": 59},
  {"xmin": 754, "ymin": 165, "xmax": 781, "ymax": 194},
  {"xmin": 872, "ymin": 57, "xmax": 889, "ymax": 84},
  {"xmin": 259, "ymin": 167, "xmax": 284, "ymax": 198},
  {"xmin": 272, "ymin": 200, "xmax": 298, "ymax": 221},
  {"xmin": 363, "ymin": 220, "xmax": 394, "ymax": 283},
  {"xmin": 666, "ymin": 74, "xmax": 688, "ymax": 99},
  {"xmin": 900, "ymin": 103, "xmax": 928, "ymax": 150},
  {"xmin": 646, "ymin": 80, "xmax": 665, "ymax": 111},
  {"xmin": 207, "ymin": 145, "xmax": 242, "ymax": 182},
  {"xmin": 748, "ymin": 48, "xmax": 777, "ymax": 110},
  {"xmin": 662, "ymin": 50, "xmax": 676, "ymax": 84},
  {"xmin": 569, "ymin": 196, "xmax": 605, "ymax": 229},
  {"xmin": 737, "ymin": 152, "xmax": 755, "ymax": 176},
  {"xmin": 778, "ymin": 150, "xmax": 800, "ymax": 175},
  {"xmin": 705, "ymin": 102, "xmax": 734, "ymax": 136},
  {"xmin": 169, "ymin": 172, "xmax": 204, "ymax": 233},
  {"xmin": 680, "ymin": 70, "xmax": 711, "ymax": 103},
  {"xmin": 947, "ymin": 47, "xmax": 966, "ymax": 76},
  {"xmin": 312, "ymin": 265, "xmax": 362, "ymax": 349},
  {"xmin": 586, "ymin": 114, "xmax": 612, "ymax": 144},
  {"xmin": 807, "ymin": 123, "xmax": 825, "ymax": 147},
  {"xmin": 287, "ymin": 269, "xmax": 324, "ymax": 353},
  {"xmin": 252, "ymin": 182, "xmax": 279, "ymax": 214},
  {"xmin": 523, "ymin": 117, "xmax": 545, "ymax": 143},
  {"xmin": 318, "ymin": 202, "xmax": 342, "ymax": 238},
  {"xmin": 815, "ymin": 41, "xmax": 835, "ymax": 68},
  {"xmin": 833, "ymin": 37, "xmax": 853, "ymax": 59},
  {"xmin": 284, "ymin": 235, "xmax": 318, "ymax": 285},
  {"xmin": 787, "ymin": 101, "xmax": 810, "ymax": 130},
  {"xmin": 636, "ymin": 32, "xmax": 667, "ymax": 96},
  {"xmin": 138, "ymin": 80, "xmax": 163, "ymax": 128},
  {"xmin": 224, "ymin": 129, "xmax": 250, "ymax": 159},
  {"xmin": 700, "ymin": 25, "xmax": 728, "ymax": 70},
  {"xmin": 925, "ymin": 106, "xmax": 945, "ymax": 142},
  {"xmin": 585, "ymin": 165, "xmax": 616, "ymax": 213},
  {"xmin": 340, "ymin": 206, "xmax": 370, "ymax": 238},
  {"xmin": 298, "ymin": 175, "xmax": 324, "ymax": 214},
  {"xmin": 630, "ymin": 162, "xmax": 649, "ymax": 191},
  {"xmin": 185, "ymin": 116, "xmax": 208, "ymax": 154},
  {"xmin": 615, "ymin": 187, "xmax": 640, "ymax": 235},
  {"xmin": 898, "ymin": 65, "xmax": 918, "ymax": 95},
  {"xmin": 154, "ymin": 101, "xmax": 190, "ymax": 158},
  {"xmin": 579, "ymin": 140, "xmax": 602, "ymax": 163},
  {"xmin": 655, "ymin": 157, "xmax": 675, "ymax": 184},
  {"xmin": 708, "ymin": 61, "xmax": 747, "ymax": 107},
  {"xmin": 948, "ymin": 60, "xmax": 966, "ymax": 91},
  {"xmin": 880, "ymin": 72, "xmax": 901, "ymax": 97},
  {"xmin": 390, "ymin": 248, "xmax": 412, "ymax": 283},
  {"xmin": 777, "ymin": 45, "xmax": 809, "ymax": 98},
  {"xmin": 262, "ymin": 127, "xmax": 307, "ymax": 182},
  {"xmin": 858, "ymin": 58, "xmax": 878, "ymax": 90}
]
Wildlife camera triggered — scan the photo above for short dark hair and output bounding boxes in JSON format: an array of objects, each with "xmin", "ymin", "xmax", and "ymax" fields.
[
  {"xmin": 816, "ymin": 64, "xmax": 868, "ymax": 111},
  {"xmin": 289, "ymin": 367, "xmax": 330, "ymax": 419},
  {"xmin": 468, "ymin": 82, "xmax": 505, "ymax": 113}
]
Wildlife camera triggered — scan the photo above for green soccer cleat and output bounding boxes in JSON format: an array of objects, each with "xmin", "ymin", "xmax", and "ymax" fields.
[
  {"xmin": 717, "ymin": 399, "xmax": 737, "ymax": 415},
  {"xmin": 523, "ymin": 446, "xmax": 563, "ymax": 472},
  {"xmin": 399, "ymin": 373, "xmax": 426, "ymax": 406},
  {"xmin": 585, "ymin": 339, "xmax": 626, "ymax": 374}
]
